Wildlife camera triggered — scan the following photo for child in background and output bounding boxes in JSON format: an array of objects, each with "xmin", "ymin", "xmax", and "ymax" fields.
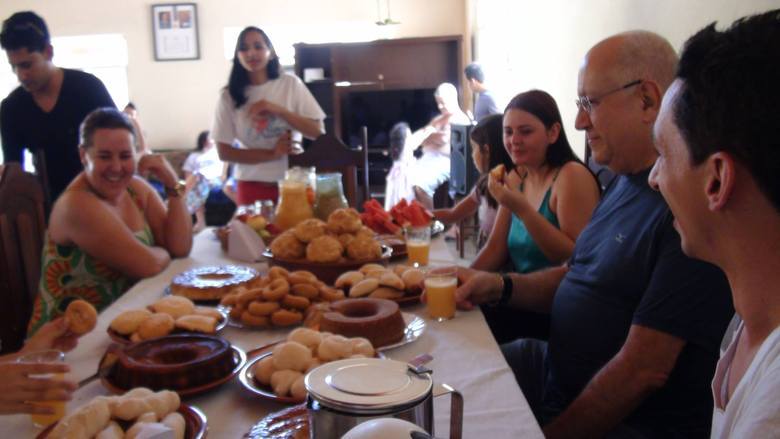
[
  {"xmin": 433, "ymin": 114, "xmax": 512, "ymax": 248},
  {"xmin": 183, "ymin": 130, "xmax": 228, "ymax": 232}
]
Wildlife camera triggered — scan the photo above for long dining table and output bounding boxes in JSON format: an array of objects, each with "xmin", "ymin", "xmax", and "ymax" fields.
[{"xmin": 3, "ymin": 229, "xmax": 543, "ymax": 438}]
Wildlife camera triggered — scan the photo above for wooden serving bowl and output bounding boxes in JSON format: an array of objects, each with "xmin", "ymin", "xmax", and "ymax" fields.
[{"xmin": 262, "ymin": 245, "xmax": 392, "ymax": 284}]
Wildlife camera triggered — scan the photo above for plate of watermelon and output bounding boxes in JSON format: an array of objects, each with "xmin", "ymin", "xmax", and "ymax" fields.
[{"xmin": 361, "ymin": 199, "xmax": 436, "ymax": 235}]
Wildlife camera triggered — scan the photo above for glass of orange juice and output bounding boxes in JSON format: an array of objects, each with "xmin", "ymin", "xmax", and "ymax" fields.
[
  {"xmin": 16, "ymin": 349, "xmax": 66, "ymax": 427},
  {"xmin": 424, "ymin": 267, "xmax": 458, "ymax": 321},
  {"xmin": 405, "ymin": 226, "xmax": 431, "ymax": 267}
]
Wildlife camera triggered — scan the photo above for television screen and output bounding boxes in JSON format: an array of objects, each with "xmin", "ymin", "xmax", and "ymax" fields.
[{"xmin": 341, "ymin": 88, "xmax": 439, "ymax": 149}]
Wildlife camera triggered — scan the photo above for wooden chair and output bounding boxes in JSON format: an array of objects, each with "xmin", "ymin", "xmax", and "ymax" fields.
[
  {"xmin": 0, "ymin": 163, "xmax": 46, "ymax": 353},
  {"xmin": 289, "ymin": 133, "xmax": 369, "ymax": 208}
]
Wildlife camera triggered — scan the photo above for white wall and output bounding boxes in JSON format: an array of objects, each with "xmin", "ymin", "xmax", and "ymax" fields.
[
  {"xmin": 475, "ymin": 0, "xmax": 780, "ymax": 158},
  {"xmin": 0, "ymin": 0, "xmax": 467, "ymax": 150}
]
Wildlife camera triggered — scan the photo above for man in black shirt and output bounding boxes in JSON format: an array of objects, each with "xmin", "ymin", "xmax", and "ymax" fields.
[
  {"xmin": 453, "ymin": 31, "xmax": 734, "ymax": 438},
  {"xmin": 0, "ymin": 11, "xmax": 115, "ymax": 206}
]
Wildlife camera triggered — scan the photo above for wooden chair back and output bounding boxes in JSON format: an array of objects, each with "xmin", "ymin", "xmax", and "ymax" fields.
[
  {"xmin": 0, "ymin": 163, "xmax": 46, "ymax": 353},
  {"xmin": 289, "ymin": 133, "xmax": 369, "ymax": 208}
]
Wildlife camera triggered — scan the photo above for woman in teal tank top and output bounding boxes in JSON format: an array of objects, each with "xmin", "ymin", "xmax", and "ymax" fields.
[
  {"xmin": 28, "ymin": 108, "xmax": 193, "ymax": 334},
  {"xmin": 471, "ymin": 90, "xmax": 600, "ymax": 342}
]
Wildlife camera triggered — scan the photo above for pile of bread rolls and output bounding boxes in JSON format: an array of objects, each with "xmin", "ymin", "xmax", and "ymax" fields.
[
  {"xmin": 220, "ymin": 266, "xmax": 346, "ymax": 329},
  {"xmin": 252, "ymin": 327, "xmax": 375, "ymax": 399},
  {"xmin": 110, "ymin": 296, "xmax": 223, "ymax": 342},
  {"xmin": 270, "ymin": 209, "xmax": 383, "ymax": 263},
  {"xmin": 48, "ymin": 388, "xmax": 183, "ymax": 439},
  {"xmin": 334, "ymin": 263, "xmax": 425, "ymax": 301}
]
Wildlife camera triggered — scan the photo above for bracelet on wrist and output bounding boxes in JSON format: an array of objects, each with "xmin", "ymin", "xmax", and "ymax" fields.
[{"xmin": 165, "ymin": 180, "xmax": 186, "ymax": 198}]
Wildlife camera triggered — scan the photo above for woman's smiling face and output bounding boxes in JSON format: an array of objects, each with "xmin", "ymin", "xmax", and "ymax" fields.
[{"xmin": 80, "ymin": 128, "xmax": 136, "ymax": 199}]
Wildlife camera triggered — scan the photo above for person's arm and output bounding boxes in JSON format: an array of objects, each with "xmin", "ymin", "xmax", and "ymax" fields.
[
  {"xmin": 20, "ymin": 318, "xmax": 79, "ymax": 354},
  {"xmin": 136, "ymin": 155, "xmax": 192, "ymax": 258},
  {"xmin": 470, "ymin": 204, "xmax": 512, "ymax": 271},
  {"xmin": 434, "ymin": 189, "xmax": 479, "ymax": 224},
  {"xmin": 248, "ymin": 100, "xmax": 323, "ymax": 139},
  {"xmin": 216, "ymin": 131, "xmax": 293, "ymax": 164},
  {"xmin": 454, "ymin": 265, "xmax": 567, "ymax": 314},
  {"xmin": 0, "ymin": 100, "xmax": 24, "ymax": 164},
  {"xmin": 0, "ymin": 359, "xmax": 75, "ymax": 415},
  {"xmin": 126, "ymin": 114, "xmax": 149, "ymax": 155},
  {"xmin": 490, "ymin": 162, "xmax": 599, "ymax": 263},
  {"xmin": 543, "ymin": 325, "xmax": 686, "ymax": 438},
  {"xmin": 53, "ymin": 190, "xmax": 171, "ymax": 278}
]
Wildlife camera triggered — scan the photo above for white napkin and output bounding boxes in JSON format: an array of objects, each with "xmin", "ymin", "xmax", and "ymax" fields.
[{"xmin": 227, "ymin": 219, "xmax": 265, "ymax": 262}]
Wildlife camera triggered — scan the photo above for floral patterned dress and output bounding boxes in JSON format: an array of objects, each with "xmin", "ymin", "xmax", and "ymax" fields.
[{"xmin": 28, "ymin": 188, "xmax": 154, "ymax": 335}]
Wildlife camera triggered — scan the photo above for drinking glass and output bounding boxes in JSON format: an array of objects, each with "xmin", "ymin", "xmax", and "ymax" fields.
[
  {"xmin": 424, "ymin": 267, "xmax": 457, "ymax": 321},
  {"xmin": 405, "ymin": 226, "xmax": 431, "ymax": 267},
  {"xmin": 16, "ymin": 350, "xmax": 66, "ymax": 427}
]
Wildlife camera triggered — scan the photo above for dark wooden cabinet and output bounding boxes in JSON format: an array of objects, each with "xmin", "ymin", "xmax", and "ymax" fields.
[{"xmin": 294, "ymin": 36, "xmax": 463, "ymax": 202}]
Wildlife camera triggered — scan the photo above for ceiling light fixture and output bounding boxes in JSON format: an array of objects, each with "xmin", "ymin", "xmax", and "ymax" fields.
[{"xmin": 375, "ymin": 0, "xmax": 401, "ymax": 26}]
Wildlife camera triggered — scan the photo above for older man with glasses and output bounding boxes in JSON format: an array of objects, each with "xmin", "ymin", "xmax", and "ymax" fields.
[
  {"xmin": 454, "ymin": 30, "xmax": 734, "ymax": 438},
  {"xmin": 0, "ymin": 11, "xmax": 115, "ymax": 208}
]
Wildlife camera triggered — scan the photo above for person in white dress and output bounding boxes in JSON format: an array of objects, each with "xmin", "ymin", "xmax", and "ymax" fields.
[{"xmin": 647, "ymin": 9, "xmax": 780, "ymax": 438}]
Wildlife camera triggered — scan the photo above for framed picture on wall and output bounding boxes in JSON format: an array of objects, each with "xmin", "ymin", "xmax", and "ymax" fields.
[{"xmin": 151, "ymin": 3, "xmax": 199, "ymax": 61}]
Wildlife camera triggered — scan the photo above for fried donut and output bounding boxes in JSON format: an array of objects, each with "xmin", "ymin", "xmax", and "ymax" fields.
[
  {"xmin": 110, "ymin": 309, "xmax": 152, "ymax": 335},
  {"xmin": 291, "ymin": 283, "xmax": 319, "ymax": 299},
  {"xmin": 272, "ymin": 341, "xmax": 312, "ymax": 372},
  {"xmin": 288, "ymin": 270, "xmax": 318, "ymax": 285},
  {"xmin": 137, "ymin": 313, "xmax": 175, "ymax": 340},
  {"xmin": 268, "ymin": 266, "xmax": 290, "ymax": 281},
  {"xmin": 326, "ymin": 208, "xmax": 362, "ymax": 234},
  {"xmin": 319, "ymin": 286, "xmax": 346, "ymax": 302},
  {"xmin": 270, "ymin": 231, "xmax": 306, "ymax": 260},
  {"xmin": 355, "ymin": 226, "xmax": 375, "ymax": 240},
  {"xmin": 346, "ymin": 236, "xmax": 382, "ymax": 261},
  {"xmin": 271, "ymin": 309, "xmax": 303, "ymax": 327},
  {"xmin": 263, "ymin": 278, "xmax": 290, "ymax": 301},
  {"xmin": 248, "ymin": 300, "xmax": 280, "ymax": 316},
  {"xmin": 306, "ymin": 235, "xmax": 344, "ymax": 263},
  {"xmin": 293, "ymin": 218, "xmax": 327, "ymax": 243},
  {"xmin": 334, "ymin": 271, "xmax": 364, "ymax": 290},
  {"xmin": 151, "ymin": 296, "xmax": 195, "ymax": 319},
  {"xmin": 65, "ymin": 299, "xmax": 98, "ymax": 335},
  {"xmin": 241, "ymin": 311, "xmax": 271, "ymax": 328},
  {"xmin": 282, "ymin": 294, "xmax": 311, "ymax": 310}
]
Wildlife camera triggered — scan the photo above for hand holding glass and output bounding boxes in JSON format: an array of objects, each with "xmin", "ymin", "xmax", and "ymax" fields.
[{"xmin": 16, "ymin": 350, "xmax": 67, "ymax": 427}]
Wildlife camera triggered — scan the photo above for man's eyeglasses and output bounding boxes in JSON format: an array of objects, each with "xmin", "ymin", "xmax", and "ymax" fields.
[{"xmin": 575, "ymin": 79, "xmax": 642, "ymax": 113}]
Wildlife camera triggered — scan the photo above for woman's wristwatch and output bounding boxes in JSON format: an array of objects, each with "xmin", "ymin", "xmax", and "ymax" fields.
[{"xmin": 165, "ymin": 180, "xmax": 186, "ymax": 198}]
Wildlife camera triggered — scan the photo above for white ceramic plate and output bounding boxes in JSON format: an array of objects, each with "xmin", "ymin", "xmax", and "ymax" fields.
[{"xmin": 377, "ymin": 312, "xmax": 426, "ymax": 351}]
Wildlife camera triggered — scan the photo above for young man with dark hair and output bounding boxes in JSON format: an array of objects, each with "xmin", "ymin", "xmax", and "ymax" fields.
[
  {"xmin": 464, "ymin": 62, "xmax": 498, "ymax": 121},
  {"xmin": 0, "ymin": 11, "xmax": 115, "ymax": 206},
  {"xmin": 649, "ymin": 9, "xmax": 780, "ymax": 438}
]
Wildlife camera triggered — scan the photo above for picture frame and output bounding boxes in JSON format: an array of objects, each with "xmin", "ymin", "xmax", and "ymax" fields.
[{"xmin": 151, "ymin": 3, "xmax": 199, "ymax": 61}]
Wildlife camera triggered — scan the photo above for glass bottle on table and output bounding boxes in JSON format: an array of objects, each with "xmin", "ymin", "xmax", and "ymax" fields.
[
  {"xmin": 314, "ymin": 172, "xmax": 348, "ymax": 220},
  {"xmin": 274, "ymin": 180, "xmax": 314, "ymax": 231}
]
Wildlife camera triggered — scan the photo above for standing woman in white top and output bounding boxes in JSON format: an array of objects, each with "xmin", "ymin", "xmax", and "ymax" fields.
[{"xmin": 212, "ymin": 27, "xmax": 325, "ymax": 205}]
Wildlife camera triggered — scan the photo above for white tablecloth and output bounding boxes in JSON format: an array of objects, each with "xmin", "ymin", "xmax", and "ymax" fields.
[{"xmin": 2, "ymin": 230, "xmax": 542, "ymax": 438}]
